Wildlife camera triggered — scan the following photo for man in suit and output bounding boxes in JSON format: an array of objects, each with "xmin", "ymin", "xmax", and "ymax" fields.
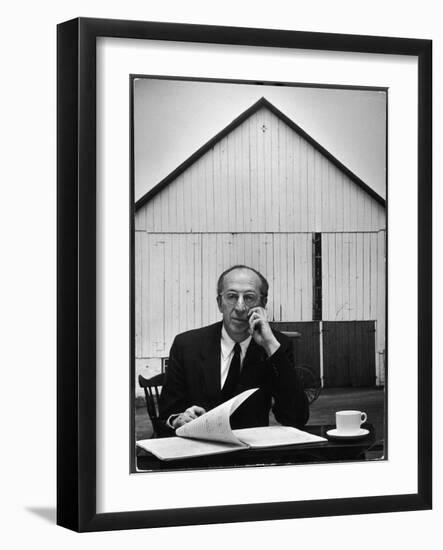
[{"xmin": 158, "ymin": 265, "xmax": 309, "ymax": 435}]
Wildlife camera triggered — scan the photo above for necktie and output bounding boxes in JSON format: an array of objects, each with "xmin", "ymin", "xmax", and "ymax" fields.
[{"xmin": 222, "ymin": 343, "xmax": 241, "ymax": 402}]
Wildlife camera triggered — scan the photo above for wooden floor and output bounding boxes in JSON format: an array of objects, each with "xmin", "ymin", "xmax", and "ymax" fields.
[{"xmin": 135, "ymin": 387, "xmax": 386, "ymax": 444}]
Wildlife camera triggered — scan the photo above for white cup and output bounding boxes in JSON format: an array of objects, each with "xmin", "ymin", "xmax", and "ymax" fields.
[{"xmin": 335, "ymin": 410, "xmax": 367, "ymax": 435}]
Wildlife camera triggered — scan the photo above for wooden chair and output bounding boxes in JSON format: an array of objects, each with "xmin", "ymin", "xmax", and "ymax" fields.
[
  {"xmin": 280, "ymin": 331, "xmax": 322, "ymax": 405},
  {"xmin": 138, "ymin": 372, "xmax": 165, "ymax": 437}
]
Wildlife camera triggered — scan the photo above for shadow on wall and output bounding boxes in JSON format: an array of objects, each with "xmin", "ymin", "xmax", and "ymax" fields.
[{"xmin": 25, "ymin": 507, "xmax": 56, "ymax": 524}]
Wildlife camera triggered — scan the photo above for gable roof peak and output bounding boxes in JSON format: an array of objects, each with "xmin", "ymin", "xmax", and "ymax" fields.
[{"xmin": 135, "ymin": 97, "xmax": 385, "ymax": 210}]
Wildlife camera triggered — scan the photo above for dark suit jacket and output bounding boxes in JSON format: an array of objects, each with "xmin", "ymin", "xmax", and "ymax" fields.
[{"xmin": 158, "ymin": 322, "xmax": 309, "ymax": 436}]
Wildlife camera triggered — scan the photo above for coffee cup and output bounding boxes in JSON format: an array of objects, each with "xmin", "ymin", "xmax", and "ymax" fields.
[{"xmin": 335, "ymin": 410, "xmax": 367, "ymax": 435}]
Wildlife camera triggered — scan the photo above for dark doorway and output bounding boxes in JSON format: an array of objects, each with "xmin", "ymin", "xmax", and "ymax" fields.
[{"xmin": 322, "ymin": 321, "xmax": 376, "ymax": 387}]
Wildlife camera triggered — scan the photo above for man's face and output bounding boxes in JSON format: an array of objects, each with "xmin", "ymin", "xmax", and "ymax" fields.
[{"xmin": 217, "ymin": 268, "xmax": 265, "ymax": 340}]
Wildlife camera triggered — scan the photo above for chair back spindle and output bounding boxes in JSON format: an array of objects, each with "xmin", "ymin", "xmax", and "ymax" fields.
[{"xmin": 138, "ymin": 372, "xmax": 165, "ymax": 437}]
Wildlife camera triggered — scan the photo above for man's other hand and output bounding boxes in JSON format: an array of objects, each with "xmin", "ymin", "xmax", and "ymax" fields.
[{"xmin": 172, "ymin": 405, "xmax": 206, "ymax": 428}]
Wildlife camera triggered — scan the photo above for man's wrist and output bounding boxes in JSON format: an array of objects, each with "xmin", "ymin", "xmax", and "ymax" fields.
[{"xmin": 263, "ymin": 336, "xmax": 280, "ymax": 357}]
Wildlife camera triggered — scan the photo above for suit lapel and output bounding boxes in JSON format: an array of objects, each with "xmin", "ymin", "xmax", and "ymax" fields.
[
  {"xmin": 200, "ymin": 322, "xmax": 223, "ymax": 403},
  {"xmin": 199, "ymin": 325, "xmax": 267, "ymax": 402}
]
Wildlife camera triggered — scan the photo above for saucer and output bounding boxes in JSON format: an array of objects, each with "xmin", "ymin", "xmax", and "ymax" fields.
[{"xmin": 326, "ymin": 428, "xmax": 369, "ymax": 440}]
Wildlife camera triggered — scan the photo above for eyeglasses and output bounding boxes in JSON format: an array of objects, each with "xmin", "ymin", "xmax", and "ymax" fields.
[{"xmin": 219, "ymin": 291, "xmax": 261, "ymax": 307}]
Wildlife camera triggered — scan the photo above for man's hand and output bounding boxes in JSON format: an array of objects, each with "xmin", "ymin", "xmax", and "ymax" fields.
[
  {"xmin": 171, "ymin": 405, "xmax": 206, "ymax": 429},
  {"xmin": 247, "ymin": 307, "xmax": 280, "ymax": 357}
]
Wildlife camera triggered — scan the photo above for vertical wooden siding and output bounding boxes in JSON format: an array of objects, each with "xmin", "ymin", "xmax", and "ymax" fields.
[
  {"xmin": 135, "ymin": 107, "xmax": 386, "ymax": 234},
  {"xmin": 135, "ymin": 232, "xmax": 313, "ymax": 358},
  {"xmin": 322, "ymin": 321, "xmax": 376, "ymax": 387},
  {"xmin": 134, "ymin": 105, "xmax": 386, "ymax": 385},
  {"xmin": 322, "ymin": 231, "xmax": 386, "ymax": 384}
]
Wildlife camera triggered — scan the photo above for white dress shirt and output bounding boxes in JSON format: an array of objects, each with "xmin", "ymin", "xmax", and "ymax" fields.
[
  {"xmin": 168, "ymin": 326, "xmax": 252, "ymax": 428},
  {"xmin": 220, "ymin": 325, "xmax": 252, "ymax": 388}
]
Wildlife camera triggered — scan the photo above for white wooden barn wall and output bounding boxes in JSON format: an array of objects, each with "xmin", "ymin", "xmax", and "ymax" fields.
[
  {"xmin": 135, "ymin": 105, "xmax": 386, "ymax": 382},
  {"xmin": 322, "ymin": 230, "xmax": 386, "ymax": 383},
  {"xmin": 135, "ymin": 232, "xmax": 313, "ymax": 358},
  {"xmin": 135, "ymin": 108, "xmax": 385, "ymax": 234}
]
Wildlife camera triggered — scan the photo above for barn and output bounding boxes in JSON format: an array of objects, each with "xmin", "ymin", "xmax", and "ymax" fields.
[{"xmin": 134, "ymin": 97, "xmax": 386, "ymax": 389}]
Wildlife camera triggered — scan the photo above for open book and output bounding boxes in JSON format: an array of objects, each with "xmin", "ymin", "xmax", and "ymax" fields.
[{"xmin": 136, "ymin": 388, "xmax": 327, "ymax": 461}]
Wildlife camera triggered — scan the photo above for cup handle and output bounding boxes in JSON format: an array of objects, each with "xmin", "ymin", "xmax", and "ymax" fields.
[{"xmin": 361, "ymin": 412, "xmax": 367, "ymax": 425}]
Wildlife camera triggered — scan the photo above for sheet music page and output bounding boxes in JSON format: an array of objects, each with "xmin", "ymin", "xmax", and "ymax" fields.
[
  {"xmin": 175, "ymin": 388, "xmax": 258, "ymax": 445},
  {"xmin": 137, "ymin": 437, "xmax": 244, "ymax": 461},
  {"xmin": 232, "ymin": 425, "xmax": 327, "ymax": 448}
]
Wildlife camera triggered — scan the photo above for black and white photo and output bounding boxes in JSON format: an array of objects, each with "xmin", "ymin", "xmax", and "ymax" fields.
[{"xmin": 132, "ymin": 77, "xmax": 387, "ymax": 471}]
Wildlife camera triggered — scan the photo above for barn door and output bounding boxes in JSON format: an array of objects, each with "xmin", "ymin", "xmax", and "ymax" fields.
[
  {"xmin": 322, "ymin": 321, "xmax": 376, "ymax": 387},
  {"xmin": 271, "ymin": 321, "xmax": 320, "ymax": 381}
]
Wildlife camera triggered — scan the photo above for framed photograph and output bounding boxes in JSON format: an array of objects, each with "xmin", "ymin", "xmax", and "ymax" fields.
[
  {"xmin": 57, "ymin": 17, "xmax": 432, "ymax": 532},
  {"xmin": 131, "ymin": 77, "xmax": 388, "ymax": 471}
]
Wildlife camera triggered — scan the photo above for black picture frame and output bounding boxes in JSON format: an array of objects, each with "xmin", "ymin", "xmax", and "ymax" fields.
[{"xmin": 57, "ymin": 17, "xmax": 432, "ymax": 532}]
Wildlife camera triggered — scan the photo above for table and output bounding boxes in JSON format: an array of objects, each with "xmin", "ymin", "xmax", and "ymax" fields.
[{"xmin": 136, "ymin": 424, "xmax": 380, "ymax": 472}]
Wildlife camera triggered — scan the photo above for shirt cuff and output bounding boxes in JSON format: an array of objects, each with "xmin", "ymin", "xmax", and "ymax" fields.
[{"xmin": 166, "ymin": 413, "xmax": 180, "ymax": 429}]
